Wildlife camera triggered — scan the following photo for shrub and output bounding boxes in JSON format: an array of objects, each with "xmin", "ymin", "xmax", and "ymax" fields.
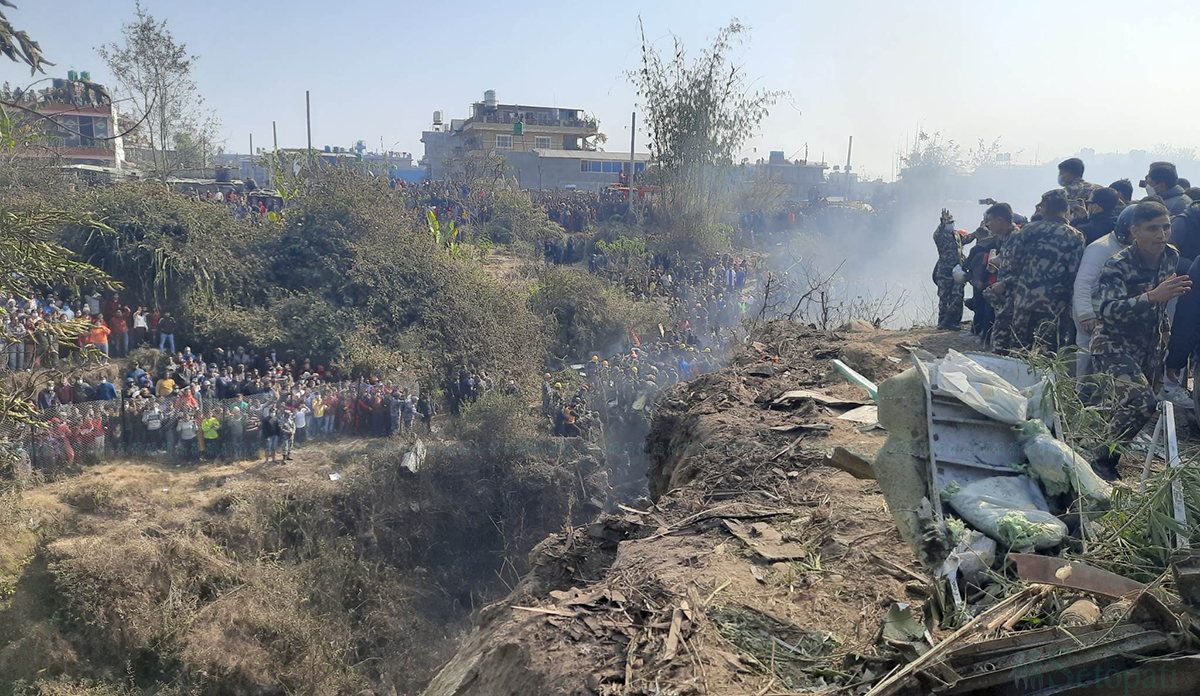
[{"xmin": 529, "ymin": 266, "xmax": 666, "ymax": 359}]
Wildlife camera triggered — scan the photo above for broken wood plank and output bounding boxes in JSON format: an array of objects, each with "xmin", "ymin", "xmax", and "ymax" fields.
[
  {"xmin": 513, "ymin": 605, "xmax": 580, "ymax": 618},
  {"xmin": 662, "ymin": 607, "xmax": 684, "ymax": 661},
  {"xmin": 770, "ymin": 388, "xmax": 868, "ymax": 409},
  {"xmin": 837, "ymin": 404, "xmax": 879, "ymax": 425},
  {"xmin": 863, "ymin": 585, "xmax": 1048, "ymax": 696},
  {"xmin": 869, "ymin": 551, "xmax": 926, "ymax": 583},
  {"xmin": 825, "ymin": 446, "xmax": 876, "ymax": 480},
  {"xmin": 724, "ymin": 519, "xmax": 810, "ymax": 562},
  {"xmin": 769, "ymin": 422, "xmax": 833, "ymax": 433}
]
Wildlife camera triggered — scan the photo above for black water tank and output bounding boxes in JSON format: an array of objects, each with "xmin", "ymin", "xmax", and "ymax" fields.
[{"xmin": 215, "ymin": 167, "xmax": 232, "ymax": 183}]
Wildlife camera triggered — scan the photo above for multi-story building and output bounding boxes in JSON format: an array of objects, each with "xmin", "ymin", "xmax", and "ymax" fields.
[
  {"xmin": 742, "ymin": 151, "xmax": 829, "ymax": 202},
  {"xmin": 5, "ymin": 75, "xmax": 125, "ymax": 170},
  {"xmin": 421, "ymin": 90, "xmax": 606, "ymax": 185}
]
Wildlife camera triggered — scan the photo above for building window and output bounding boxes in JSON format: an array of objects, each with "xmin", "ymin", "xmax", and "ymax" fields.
[
  {"xmin": 580, "ymin": 160, "xmax": 589, "ymax": 172},
  {"xmin": 534, "ymin": 136, "xmax": 551, "ymax": 149},
  {"xmin": 589, "ymin": 161, "xmax": 603, "ymax": 173},
  {"xmin": 602, "ymin": 161, "xmax": 622, "ymax": 173},
  {"xmin": 496, "ymin": 134, "xmax": 513, "ymax": 150}
]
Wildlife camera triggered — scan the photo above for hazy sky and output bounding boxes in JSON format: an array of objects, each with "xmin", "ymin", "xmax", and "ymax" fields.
[{"xmin": 7, "ymin": 0, "xmax": 1198, "ymax": 179}]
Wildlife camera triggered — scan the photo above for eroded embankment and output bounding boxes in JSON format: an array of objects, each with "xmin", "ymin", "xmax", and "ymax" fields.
[
  {"xmin": 0, "ymin": 431, "xmax": 621, "ymax": 696},
  {"xmin": 419, "ymin": 324, "xmax": 978, "ymax": 696}
]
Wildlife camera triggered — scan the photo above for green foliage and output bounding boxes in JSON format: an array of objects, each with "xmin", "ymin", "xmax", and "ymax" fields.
[
  {"xmin": 629, "ymin": 18, "xmax": 780, "ymax": 255},
  {"xmin": 426, "ymin": 208, "xmax": 463, "ymax": 256},
  {"xmin": 282, "ymin": 167, "xmax": 547, "ymax": 377},
  {"xmin": 530, "ymin": 266, "xmax": 666, "ymax": 359},
  {"xmin": 456, "ymin": 391, "xmax": 545, "ymax": 464},
  {"xmin": 61, "ymin": 181, "xmax": 270, "ymax": 309},
  {"xmin": 595, "ymin": 235, "xmax": 647, "ymax": 256},
  {"xmin": 0, "ymin": 4, "xmax": 53, "ymax": 75},
  {"xmin": 479, "ymin": 184, "xmax": 559, "ymax": 247}
]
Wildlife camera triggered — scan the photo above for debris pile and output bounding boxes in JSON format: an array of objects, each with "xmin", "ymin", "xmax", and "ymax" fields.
[
  {"xmin": 862, "ymin": 348, "xmax": 1200, "ymax": 695},
  {"xmin": 420, "ymin": 325, "xmax": 1200, "ymax": 696}
]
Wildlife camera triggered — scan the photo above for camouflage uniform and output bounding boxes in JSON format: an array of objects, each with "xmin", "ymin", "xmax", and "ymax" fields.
[
  {"xmin": 1063, "ymin": 179, "xmax": 1101, "ymax": 207},
  {"xmin": 1091, "ymin": 244, "xmax": 1179, "ymax": 449},
  {"xmin": 933, "ymin": 223, "xmax": 964, "ymax": 329},
  {"xmin": 982, "ymin": 225, "xmax": 1018, "ymax": 352},
  {"xmin": 999, "ymin": 218, "xmax": 1085, "ymax": 352}
]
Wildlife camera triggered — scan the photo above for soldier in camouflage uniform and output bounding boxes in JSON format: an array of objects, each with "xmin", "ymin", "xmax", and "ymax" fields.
[
  {"xmin": 1091, "ymin": 201, "xmax": 1192, "ymax": 480},
  {"xmin": 977, "ymin": 204, "xmax": 1019, "ymax": 351},
  {"xmin": 933, "ymin": 209, "xmax": 965, "ymax": 330},
  {"xmin": 996, "ymin": 190, "xmax": 1085, "ymax": 353},
  {"xmin": 1059, "ymin": 157, "xmax": 1101, "ymax": 209}
]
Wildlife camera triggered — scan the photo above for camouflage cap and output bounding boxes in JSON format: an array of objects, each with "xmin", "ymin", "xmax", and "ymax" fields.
[{"xmin": 1041, "ymin": 189, "xmax": 1069, "ymax": 206}]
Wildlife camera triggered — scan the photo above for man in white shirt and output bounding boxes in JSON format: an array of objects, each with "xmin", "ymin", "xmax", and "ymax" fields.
[{"xmin": 1073, "ymin": 205, "xmax": 1134, "ymax": 378}]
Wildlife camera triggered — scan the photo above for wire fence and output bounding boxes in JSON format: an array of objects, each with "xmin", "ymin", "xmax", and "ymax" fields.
[{"xmin": 2, "ymin": 386, "xmax": 426, "ymax": 475}]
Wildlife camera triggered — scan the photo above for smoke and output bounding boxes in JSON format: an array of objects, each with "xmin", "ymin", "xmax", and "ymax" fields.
[{"xmin": 758, "ymin": 150, "xmax": 1200, "ymax": 328}]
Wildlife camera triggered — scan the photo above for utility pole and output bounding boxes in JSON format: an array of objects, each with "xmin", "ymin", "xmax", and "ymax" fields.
[
  {"xmin": 628, "ymin": 111, "xmax": 636, "ymax": 204},
  {"xmin": 248, "ymin": 133, "xmax": 254, "ymax": 182},
  {"xmin": 844, "ymin": 135, "xmax": 853, "ymax": 201},
  {"xmin": 272, "ymin": 120, "xmax": 278, "ymax": 152},
  {"xmin": 306, "ymin": 90, "xmax": 313, "ymax": 167}
]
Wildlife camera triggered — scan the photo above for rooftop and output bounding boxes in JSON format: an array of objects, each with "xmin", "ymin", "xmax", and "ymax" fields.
[
  {"xmin": 533, "ymin": 149, "xmax": 649, "ymax": 162},
  {"xmin": 3, "ymin": 77, "xmax": 111, "ymax": 109}
]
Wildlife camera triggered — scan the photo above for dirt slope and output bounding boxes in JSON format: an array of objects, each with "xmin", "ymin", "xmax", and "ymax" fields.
[{"xmin": 421, "ymin": 324, "xmax": 981, "ymax": 696}]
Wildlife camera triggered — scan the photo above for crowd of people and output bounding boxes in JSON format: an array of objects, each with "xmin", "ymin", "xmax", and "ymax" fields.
[
  {"xmin": 540, "ymin": 251, "xmax": 759, "ymax": 441},
  {"xmin": 191, "ymin": 187, "xmax": 282, "ymax": 223},
  {"xmin": 934, "ymin": 157, "xmax": 1200, "ymax": 479},
  {"xmin": 0, "ymin": 288, "xmax": 181, "ymax": 368},
  {"xmin": 20, "ymin": 346, "xmax": 434, "ymax": 470}
]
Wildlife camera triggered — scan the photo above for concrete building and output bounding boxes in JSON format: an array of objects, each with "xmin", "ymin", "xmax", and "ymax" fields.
[
  {"xmin": 742, "ymin": 151, "xmax": 829, "ymax": 201},
  {"xmin": 504, "ymin": 149, "xmax": 650, "ymax": 191},
  {"xmin": 6, "ymin": 75, "xmax": 125, "ymax": 170},
  {"xmin": 421, "ymin": 90, "xmax": 604, "ymax": 185}
]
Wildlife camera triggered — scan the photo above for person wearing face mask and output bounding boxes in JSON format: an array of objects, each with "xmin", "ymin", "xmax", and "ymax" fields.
[
  {"xmin": 1090, "ymin": 201, "xmax": 1191, "ymax": 480},
  {"xmin": 997, "ymin": 190, "xmax": 1086, "ymax": 353},
  {"xmin": 932, "ymin": 208, "xmax": 966, "ymax": 330},
  {"xmin": 1141, "ymin": 162, "xmax": 1192, "ymax": 215},
  {"xmin": 1074, "ymin": 187, "xmax": 1124, "ymax": 245},
  {"xmin": 1058, "ymin": 157, "xmax": 1100, "ymax": 208}
]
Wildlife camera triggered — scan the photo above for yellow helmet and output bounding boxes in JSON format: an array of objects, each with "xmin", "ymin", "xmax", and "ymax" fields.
[
  {"xmin": 631, "ymin": 366, "xmax": 638, "ymax": 374},
  {"xmin": 554, "ymin": 382, "xmax": 562, "ymax": 388},
  {"xmin": 591, "ymin": 355, "xmax": 599, "ymax": 363}
]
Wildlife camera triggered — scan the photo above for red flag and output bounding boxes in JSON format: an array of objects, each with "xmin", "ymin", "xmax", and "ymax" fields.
[{"xmin": 631, "ymin": 329, "xmax": 641, "ymax": 346}]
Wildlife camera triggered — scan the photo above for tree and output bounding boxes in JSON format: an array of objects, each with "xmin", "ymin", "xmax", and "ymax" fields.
[
  {"xmin": 97, "ymin": 2, "xmax": 220, "ymax": 177},
  {"xmin": 629, "ymin": 18, "xmax": 780, "ymax": 254},
  {"xmin": 0, "ymin": 1, "xmax": 53, "ymax": 75}
]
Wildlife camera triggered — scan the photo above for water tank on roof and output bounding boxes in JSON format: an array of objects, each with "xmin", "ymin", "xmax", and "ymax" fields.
[
  {"xmin": 67, "ymin": 70, "xmax": 78, "ymax": 81},
  {"xmin": 769, "ymin": 150, "xmax": 785, "ymax": 164},
  {"xmin": 324, "ymin": 145, "xmax": 332, "ymax": 153},
  {"xmin": 484, "ymin": 89, "xmax": 497, "ymax": 108},
  {"xmin": 80, "ymin": 71, "xmax": 91, "ymax": 81},
  {"xmin": 433, "ymin": 110, "xmax": 443, "ymax": 125}
]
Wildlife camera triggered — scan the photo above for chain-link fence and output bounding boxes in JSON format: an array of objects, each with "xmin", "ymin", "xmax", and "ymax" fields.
[{"xmin": 3, "ymin": 385, "xmax": 423, "ymax": 474}]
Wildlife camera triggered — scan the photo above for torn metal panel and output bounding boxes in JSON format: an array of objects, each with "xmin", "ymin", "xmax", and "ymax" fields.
[
  {"xmin": 936, "ymin": 623, "xmax": 1173, "ymax": 695},
  {"xmin": 1010, "ymin": 554, "xmax": 1146, "ymax": 600}
]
